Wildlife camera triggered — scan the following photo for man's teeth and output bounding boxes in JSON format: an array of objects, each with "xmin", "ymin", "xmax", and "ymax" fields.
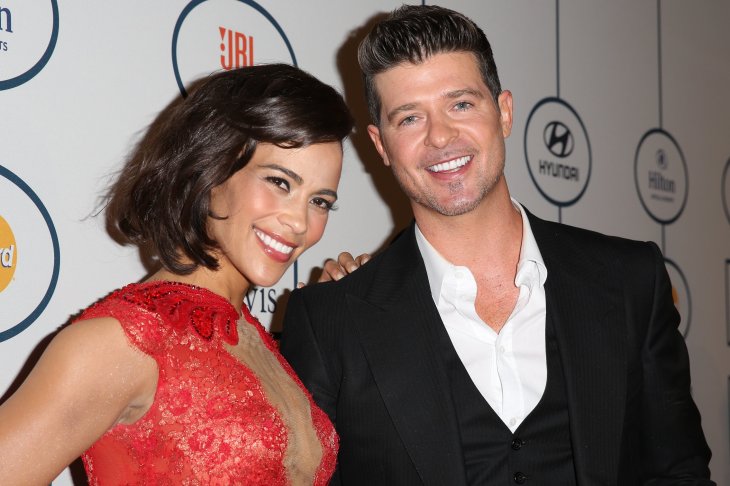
[
  {"xmin": 427, "ymin": 155, "xmax": 470, "ymax": 173},
  {"xmin": 255, "ymin": 229, "xmax": 294, "ymax": 255}
]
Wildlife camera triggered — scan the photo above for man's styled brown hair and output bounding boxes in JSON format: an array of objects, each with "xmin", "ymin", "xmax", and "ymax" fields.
[{"xmin": 358, "ymin": 5, "xmax": 502, "ymax": 125}]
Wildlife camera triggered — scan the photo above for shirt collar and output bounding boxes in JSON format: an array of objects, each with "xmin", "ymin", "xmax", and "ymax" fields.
[{"xmin": 415, "ymin": 199, "xmax": 548, "ymax": 303}]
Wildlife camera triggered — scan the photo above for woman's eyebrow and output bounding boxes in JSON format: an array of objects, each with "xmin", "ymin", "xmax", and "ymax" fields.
[{"xmin": 259, "ymin": 164, "xmax": 303, "ymax": 184}]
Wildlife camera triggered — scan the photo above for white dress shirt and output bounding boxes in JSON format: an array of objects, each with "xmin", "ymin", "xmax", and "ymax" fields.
[{"xmin": 415, "ymin": 200, "xmax": 548, "ymax": 432}]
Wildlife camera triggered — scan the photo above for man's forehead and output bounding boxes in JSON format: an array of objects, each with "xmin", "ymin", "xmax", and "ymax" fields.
[{"xmin": 374, "ymin": 55, "xmax": 487, "ymax": 100}]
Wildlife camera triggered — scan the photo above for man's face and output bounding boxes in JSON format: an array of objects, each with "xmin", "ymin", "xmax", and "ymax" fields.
[{"xmin": 367, "ymin": 51, "xmax": 513, "ymax": 218}]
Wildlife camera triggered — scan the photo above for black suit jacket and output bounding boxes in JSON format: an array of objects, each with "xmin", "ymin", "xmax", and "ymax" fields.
[{"xmin": 281, "ymin": 212, "xmax": 713, "ymax": 485}]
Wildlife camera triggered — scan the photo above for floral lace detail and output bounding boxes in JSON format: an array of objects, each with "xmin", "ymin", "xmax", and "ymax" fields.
[{"xmin": 76, "ymin": 281, "xmax": 337, "ymax": 485}]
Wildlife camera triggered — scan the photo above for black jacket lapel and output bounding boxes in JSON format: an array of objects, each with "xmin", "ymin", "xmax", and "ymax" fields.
[
  {"xmin": 529, "ymin": 212, "xmax": 626, "ymax": 484},
  {"xmin": 348, "ymin": 224, "xmax": 467, "ymax": 486}
]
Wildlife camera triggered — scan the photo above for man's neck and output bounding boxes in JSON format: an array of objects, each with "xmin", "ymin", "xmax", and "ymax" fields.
[{"xmin": 414, "ymin": 184, "xmax": 523, "ymax": 273}]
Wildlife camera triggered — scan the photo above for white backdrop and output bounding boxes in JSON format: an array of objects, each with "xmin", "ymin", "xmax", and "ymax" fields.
[{"xmin": 1, "ymin": 1, "xmax": 728, "ymax": 484}]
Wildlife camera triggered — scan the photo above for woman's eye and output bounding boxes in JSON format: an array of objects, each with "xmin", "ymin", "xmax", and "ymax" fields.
[
  {"xmin": 266, "ymin": 176, "xmax": 290, "ymax": 191},
  {"xmin": 311, "ymin": 197, "xmax": 336, "ymax": 211}
]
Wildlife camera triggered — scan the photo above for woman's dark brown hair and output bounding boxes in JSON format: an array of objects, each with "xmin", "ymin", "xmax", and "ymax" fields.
[{"xmin": 105, "ymin": 64, "xmax": 353, "ymax": 274}]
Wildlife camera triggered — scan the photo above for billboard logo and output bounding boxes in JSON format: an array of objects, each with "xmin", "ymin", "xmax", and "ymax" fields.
[
  {"xmin": 634, "ymin": 129, "xmax": 687, "ymax": 224},
  {"xmin": 0, "ymin": 1, "xmax": 59, "ymax": 90},
  {"xmin": 0, "ymin": 165, "xmax": 60, "ymax": 341},
  {"xmin": 525, "ymin": 97, "xmax": 591, "ymax": 206},
  {"xmin": 219, "ymin": 26, "xmax": 254, "ymax": 70},
  {"xmin": 0, "ymin": 215, "xmax": 17, "ymax": 292}
]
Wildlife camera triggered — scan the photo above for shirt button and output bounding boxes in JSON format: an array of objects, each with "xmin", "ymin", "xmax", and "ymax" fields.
[
  {"xmin": 509, "ymin": 418, "xmax": 516, "ymax": 427},
  {"xmin": 513, "ymin": 471, "xmax": 527, "ymax": 484},
  {"xmin": 499, "ymin": 345, "xmax": 506, "ymax": 353},
  {"xmin": 511, "ymin": 437, "xmax": 523, "ymax": 450}
]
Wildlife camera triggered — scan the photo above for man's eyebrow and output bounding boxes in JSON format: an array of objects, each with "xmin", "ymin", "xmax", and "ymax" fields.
[
  {"xmin": 444, "ymin": 88, "xmax": 484, "ymax": 99},
  {"xmin": 386, "ymin": 103, "xmax": 418, "ymax": 123},
  {"xmin": 259, "ymin": 164, "xmax": 303, "ymax": 184}
]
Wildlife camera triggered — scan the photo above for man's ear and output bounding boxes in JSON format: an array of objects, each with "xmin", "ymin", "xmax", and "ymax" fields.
[
  {"xmin": 498, "ymin": 90, "xmax": 513, "ymax": 139},
  {"xmin": 367, "ymin": 124, "xmax": 391, "ymax": 167}
]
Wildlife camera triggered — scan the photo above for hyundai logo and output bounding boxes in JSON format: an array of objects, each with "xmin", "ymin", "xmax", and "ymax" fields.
[{"xmin": 543, "ymin": 121, "xmax": 574, "ymax": 158}]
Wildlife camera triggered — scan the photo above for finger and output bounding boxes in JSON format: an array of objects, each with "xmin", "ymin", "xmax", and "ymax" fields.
[
  {"xmin": 355, "ymin": 253, "xmax": 372, "ymax": 266},
  {"xmin": 319, "ymin": 259, "xmax": 345, "ymax": 282},
  {"xmin": 337, "ymin": 252, "xmax": 359, "ymax": 273},
  {"xmin": 297, "ymin": 282, "xmax": 305, "ymax": 289}
]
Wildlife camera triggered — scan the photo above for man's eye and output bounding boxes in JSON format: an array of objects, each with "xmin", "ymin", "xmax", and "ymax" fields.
[
  {"xmin": 399, "ymin": 115, "xmax": 417, "ymax": 126},
  {"xmin": 266, "ymin": 176, "xmax": 290, "ymax": 191},
  {"xmin": 454, "ymin": 101, "xmax": 473, "ymax": 111}
]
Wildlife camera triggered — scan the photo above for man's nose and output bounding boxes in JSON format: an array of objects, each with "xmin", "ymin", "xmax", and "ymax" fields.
[{"xmin": 425, "ymin": 114, "xmax": 458, "ymax": 148}]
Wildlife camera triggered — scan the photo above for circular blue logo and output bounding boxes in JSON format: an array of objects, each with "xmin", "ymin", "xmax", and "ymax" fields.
[
  {"xmin": 524, "ymin": 97, "xmax": 592, "ymax": 207},
  {"xmin": 172, "ymin": 0, "xmax": 297, "ymax": 97},
  {"xmin": 0, "ymin": 165, "xmax": 60, "ymax": 341},
  {"xmin": 634, "ymin": 128, "xmax": 688, "ymax": 225},
  {"xmin": 0, "ymin": 1, "xmax": 59, "ymax": 91}
]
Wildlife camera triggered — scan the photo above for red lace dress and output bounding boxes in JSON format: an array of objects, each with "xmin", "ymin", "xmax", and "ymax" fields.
[{"xmin": 76, "ymin": 281, "xmax": 337, "ymax": 485}]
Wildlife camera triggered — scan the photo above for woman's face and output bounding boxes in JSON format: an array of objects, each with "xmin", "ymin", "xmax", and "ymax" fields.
[{"xmin": 208, "ymin": 141, "xmax": 343, "ymax": 290}]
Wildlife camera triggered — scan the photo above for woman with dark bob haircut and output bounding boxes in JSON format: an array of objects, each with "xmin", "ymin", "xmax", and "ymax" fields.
[{"xmin": 0, "ymin": 64, "xmax": 353, "ymax": 485}]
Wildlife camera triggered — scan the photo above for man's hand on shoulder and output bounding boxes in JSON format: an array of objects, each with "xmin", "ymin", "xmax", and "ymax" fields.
[
  {"xmin": 318, "ymin": 252, "xmax": 371, "ymax": 283},
  {"xmin": 295, "ymin": 252, "xmax": 371, "ymax": 288}
]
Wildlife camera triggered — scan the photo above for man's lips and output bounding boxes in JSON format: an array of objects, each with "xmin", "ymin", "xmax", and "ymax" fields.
[{"xmin": 426, "ymin": 155, "xmax": 471, "ymax": 173}]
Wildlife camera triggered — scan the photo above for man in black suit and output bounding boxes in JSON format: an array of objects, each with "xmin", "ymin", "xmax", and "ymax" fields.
[{"xmin": 281, "ymin": 5, "xmax": 713, "ymax": 484}]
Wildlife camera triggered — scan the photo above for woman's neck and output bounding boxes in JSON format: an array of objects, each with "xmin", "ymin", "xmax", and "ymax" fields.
[{"xmin": 146, "ymin": 266, "xmax": 249, "ymax": 314}]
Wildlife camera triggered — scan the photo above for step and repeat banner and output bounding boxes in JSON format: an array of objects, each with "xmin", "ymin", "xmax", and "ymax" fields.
[{"xmin": 1, "ymin": 1, "xmax": 728, "ymax": 483}]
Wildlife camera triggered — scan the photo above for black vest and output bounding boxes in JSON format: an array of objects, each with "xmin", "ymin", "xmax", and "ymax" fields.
[{"xmin": 432, "ymin": 315, "xmax": 577, "ymax": 485}]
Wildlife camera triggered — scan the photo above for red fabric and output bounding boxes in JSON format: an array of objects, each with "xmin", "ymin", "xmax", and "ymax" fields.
[{"xmin": 76, "ymin": 281, "xmax": 337, "ymax": 485}]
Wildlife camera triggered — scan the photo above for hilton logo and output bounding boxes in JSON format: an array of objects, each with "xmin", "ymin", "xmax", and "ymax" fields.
[
  {"xmin": 219, "ymin": 26, "xmax": 253, "ymax": 70},
  {"xmin": 634, "ymin": 128, "xmax": 687, "ymax": 224},
  {"xmin": 648, "ymin": 149, "xmax": 675, "ymax": 193}
]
